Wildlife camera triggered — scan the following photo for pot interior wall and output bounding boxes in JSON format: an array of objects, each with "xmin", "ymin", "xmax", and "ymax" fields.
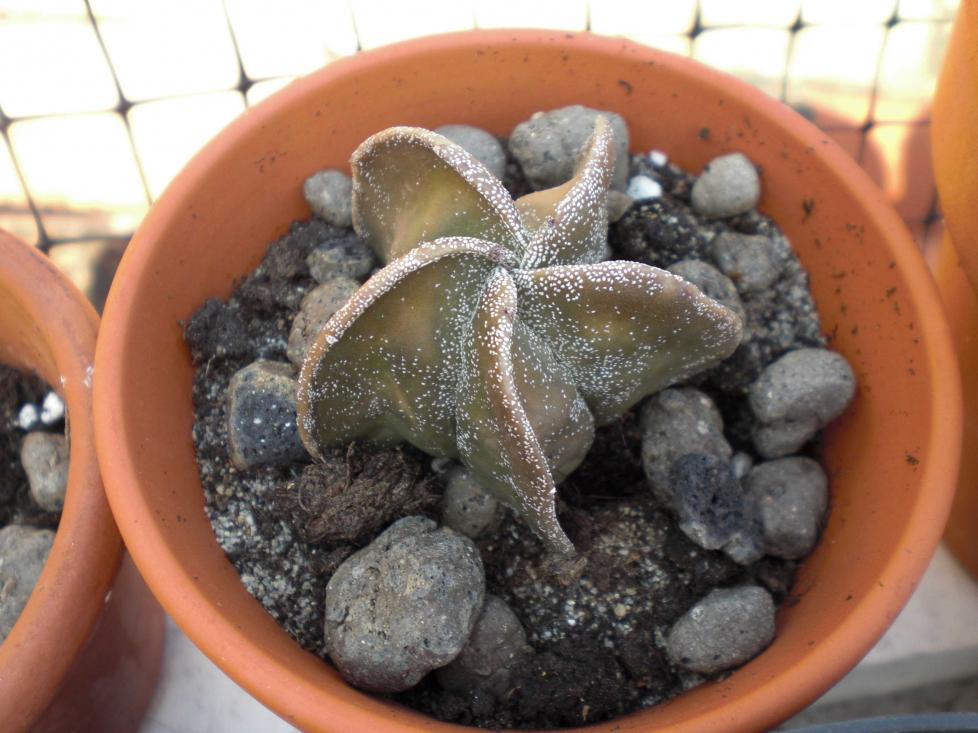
[{"xmin": 100, "ymin": 32, "xmax": 958, "ymax": 733}]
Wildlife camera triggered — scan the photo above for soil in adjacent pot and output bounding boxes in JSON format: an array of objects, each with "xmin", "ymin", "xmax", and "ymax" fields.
[
  {"xmin": 0, "ymin": 363, "xmax": 66, "ymax": 641},
  {"xmin": 185, "ymin": 139, "xmax": 835, "ymax": 728}
]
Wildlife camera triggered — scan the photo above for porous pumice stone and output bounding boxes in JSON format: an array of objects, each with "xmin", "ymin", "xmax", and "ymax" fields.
[
  {"xmin": 509, "ymin": 105, "xmax": 631, "ymax": 191},
  {"xmin": 303, "ymin": 170, "xmax": 353, "ymax": 228},
  {"xmin": 286, "ymin": 276, "xmax": 359, "ymax": 366},
  {"xmin": 436, "ymin": 594, "xmax": 531, "ymax": 699},
  {"xmin": 749, "ymin": 348, "xmax": 857, "ymax": 458},
  {"xmin": 745, "ymin": 456, "xmax": 829, "ymax": 559},
  {"xmin": 690, "ymin": 152, "xmax": 760, "ymax": 219},
  {"xmin": 666, "ymin": 585, "xmax": 775, "ymax": 674},
  {"xmin": 20, "ymin": 432, "xmax": 68, "ymax": 512},
  {"xmin": 323, "ymin": 516, "xmax": 485, "ymax": 693},
  {"xmin": 226, "ymin": 360, "xmax": 306, "ymax": 470},
  {"xmin": 440, "ymin": 466, "xmax": 501, "ymax": 539}
]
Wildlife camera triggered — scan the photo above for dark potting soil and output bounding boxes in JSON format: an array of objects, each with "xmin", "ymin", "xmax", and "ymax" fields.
[
  {"xmin": 186, "ymin": 150, "xmax": 822, "ymax": 729},
  {"xmin": 0, "ymin": 365, "xmax": 61, "ymax": 532}
]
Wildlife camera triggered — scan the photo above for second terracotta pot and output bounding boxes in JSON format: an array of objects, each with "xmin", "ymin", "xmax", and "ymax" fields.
[
  {"xmin": 0, "ymin": 232, "xmax": 163, "ymax": 732},
  {"xmin": 93, "ymin": 31, "xmax": 960, "ymax": 733}
]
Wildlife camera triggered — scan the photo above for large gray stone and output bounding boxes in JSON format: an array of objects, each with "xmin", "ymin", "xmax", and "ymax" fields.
[
  {"xmin": 324, "ymin": 516, "xmax": 485, "ymax": 692},
  {"xmin": 691, "ymin": 153, "xmax": 760, "ymax": 219},
  {"xmin": 640, "ymin": 388, "xmax": 732, "ymax": 508},
  {"xmin": 509, "ymin": 105, "xmax": 630, "ymax": 191},
  {"xmin": 436, "ymin": 594, "xmax": 530, "ymax": 698},
  {"xmin": 666, "ymin": 585, "xmax": 775, "ymax": 674},
  {"xmin": 749, "ymin": 348, "xmax": 856, "ymax": 458},
  {"xmin": 434, "ymin": 125, "xmax": 507, "ymax": 180},
  {"xmin": 20, "ymin": 432, "xmax": 69, "ymax": 512},
  {"xmin": 440, "ymin": 466, "xmax": 500, "ymax": 539},
  {"xmin": 0, "ymin": 525, "xmax": 55, "ymax": 642},
  {"xmin": 286, "ymin": 277, "xmax": 359, "ymax": 366},
  {"xmin": 303, "ymin": 170, "xmax": 353, "ymax": 227},
  {"xmin": 745, "ymin": 456, "xmax": 828, "ymax": 559},
  {"xmin": 227, "ymin": 360, "xmax": 305, "ymax": 470}
]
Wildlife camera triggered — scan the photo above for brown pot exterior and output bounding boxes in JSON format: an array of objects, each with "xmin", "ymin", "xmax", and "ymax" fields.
[
  {"xmin": 0, "ymin": 233, "xmax": 163, "ymax": 732},
  {"xmin": 93, "ymin": 31, "xmax": 961, "ymax": 733},
  {"xmin": 932, "ymin": 1, "xmax": 978, "ymax": 581}
]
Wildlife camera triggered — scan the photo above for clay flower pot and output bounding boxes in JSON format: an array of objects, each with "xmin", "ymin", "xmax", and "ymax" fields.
[
  {"xmin": 93, "ymin": 31, "xmax": 961, "ymax": 732},
  {"xmin": 0, "ymin": 232, "xmax": 163, "ymax": 732},
  {"xmin": 932, "ymin": 0, "xmax": 978, "ymax": 581}
]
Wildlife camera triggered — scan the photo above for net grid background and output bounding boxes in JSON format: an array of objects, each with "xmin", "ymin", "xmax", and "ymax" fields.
[{"xmin": 0, "ymin": 0, "xmax": 956, "ymax": 306}]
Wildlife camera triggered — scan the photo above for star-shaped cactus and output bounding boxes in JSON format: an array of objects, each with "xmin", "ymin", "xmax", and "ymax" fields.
[{"xmin": 297, "ymin": 118, "xmax": 743, "ymax": 554}]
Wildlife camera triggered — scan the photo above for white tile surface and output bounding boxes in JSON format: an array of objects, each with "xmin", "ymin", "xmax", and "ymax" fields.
[{"xmin": 139, "ymin": 543, "xmax": 978, "ymax": 732}]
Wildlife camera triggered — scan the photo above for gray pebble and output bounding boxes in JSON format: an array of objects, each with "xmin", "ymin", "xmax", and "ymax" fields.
[
  {"xmin": 667, "ymin": 259, "xmax": 745, "ymax": 322},
  {"xmin": 441, "ymin": 466, "xmax": 500, "ymax": 539},
  {"xmin": 226, "ymin": 360, "xmax": 305, "ymax": 470},
  {"xmin": 666, "ymin": 586, "xmax": 775, "ymax": 674},
  {"xmin": 625, "ymin": 174, "xmax": 662, "ymax": 201},
  {"xmin": 749, "ymin": 348, "xmax": 856, "ymax": 458},
  {"xmin": 434, "ymin": 125, "xmax": 507, "ymax": 180},
  {"xmin": 286, "ymin": 277, "xmax": 359, "ymax": 366},
  {"xmin": 306, "ymin": 237, "xmax": 375, "ymax": 283},
  {"xmin": 745, "ymin": 457, "xmax": 828, "ymax": 559},
  {"xmin": 303, "ymin": 170, "xmax": 353, "ymax": 227},
  {"xmin": 691, "ymin": 153, "xmax": 760, "ymax": 218},
  {"xmin": 509, "ymin": 105, "xmax": 630, "ymax": 191},
  {"xmin": 731, "ymin": 452, "xmax": 754, "ymax": 480},
  {"xmin": 669, "ymin": 453, "xmax": 745, "ymax": 550},
  {"xmin": 436, "ymin": 594, "xmax": 530, "ymax": 698},
  {"xmin": 20, "ymin": 432, "xmax": 69, "ymax": 512},
  {"xmin": 0, "ymin": 525, "xmax": 54, "ymax": 642},
  {"xmin": 324, "ymin": 516, "xmax": 485, "ymax": 692},
  {"xmin": 711, "ymin": 231, "xmax": 783, "ymax": 294},
  {"xmin": 640, "ymin": 388, "xmax": 732, "ymax": 508}
]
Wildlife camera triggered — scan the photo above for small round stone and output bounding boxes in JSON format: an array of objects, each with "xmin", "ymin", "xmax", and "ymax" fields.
[
  {"xmin": 306, "ymin": 236, "xmax": 375, "ymax": 283},
  {"xmin": 286, "ymin": 277, "xmax": 360, "ymax": 366},
  {"xmin": 435, "ymin": 594, "xmax": 530, "ymax": 698},
  {"xmin": 640, "ymin": 388, "xmax": 732, "ymax": 508},
  {"xmin": 434, "ymin": 125, "xmax": 507, "ymax": 180},
  {"xmin": 668, "ymin": 259, "xmax": 745, "ymax": 322},
  {"xmin": 324, "ymin": 516, "xmax": 485, "ymax": 692},
  {"xmin": 303, "ymin": 170, "xmax": 353, "ymax": 227},
  {"xmin": 20, "ymin": 432, "xmax": 69, "ymax": 512},
  {"xmin": 440, "ymin": 466, "xmax": 500, "ymax": 539},
  {"xmin": 509, "ymin": 105, "xmax": 631, "ymax": 191},
  {"xmin": 691, "ymin": 153, "xmax": 760, "ymax": 218},
  {"xmin": 710, "ymin": 231, "xmax": 783, "ymax": 294},
  {"xmin": 745, "ymin": 456, "xmax": 828, "ymax": 559},
  {"xmin": 0, "ymin": 525, "xmax": 55, "ymax": 642},
  {"xmin": 226, "ymin": 360, "xmax": 305, "ymax": 470},
  {"xmin": 666, "ymin": 586, "xmax": 775, "ymax": 674},
  {"xmin": 625, "ymin": 174, "xmax": 662, "ymax": 201},
  {"xmin": 606, "ymin": 190, "xmax": 634, "ymax": 223},
  {"xmin": 748, "ymin": 348, "xmax": 856, "ymax": 458}
]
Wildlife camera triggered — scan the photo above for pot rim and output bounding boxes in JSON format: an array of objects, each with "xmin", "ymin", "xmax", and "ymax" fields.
[
  {"xmin": 93, "ymin": 29, "xmax": 962, "ymax": 733},
  {"xmin": 0, "ymin": 232, "xmax": 123, "ymax": 727}
]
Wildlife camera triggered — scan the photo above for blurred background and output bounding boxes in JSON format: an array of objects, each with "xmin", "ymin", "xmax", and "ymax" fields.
[
  {"xmin": 1, "ymin": 2, "xmax": 972, "ymax": 730},
  {"xmin": 0, "ymin": 0, "xmax": 957, "ymax": 311}
]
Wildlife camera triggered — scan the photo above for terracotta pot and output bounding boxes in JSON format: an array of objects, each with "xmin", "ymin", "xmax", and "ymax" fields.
[
  {"xmin": 0, "ymin": 232, "xmax": 163, "ymax": 731},
  {"xmin": 93, "ymin": 31, "xmax": 961, "ymax": 733},
  {"xmin": 932, "ymin": 0, "xmax": 978, "ymax": 581}
]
